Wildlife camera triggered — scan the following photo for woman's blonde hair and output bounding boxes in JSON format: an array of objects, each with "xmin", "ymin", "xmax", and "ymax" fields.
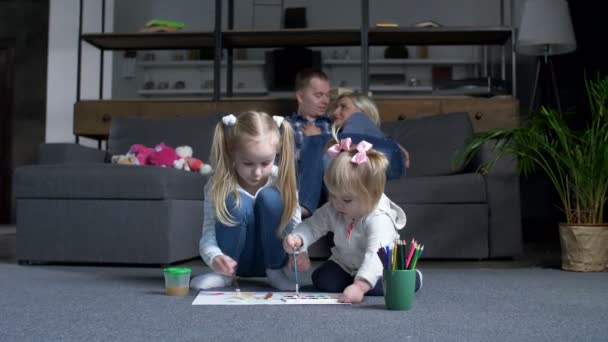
[
  {"xmin": 209, "ymin": 111, "xmax": 297, "ymax": 236},
  {"xmin": 331, "ymin": 92, "xmax": 381, "ymax": 136},
  {"xmin": 323, "ymin": 140, "xmax": 388, "ymax": 213}
]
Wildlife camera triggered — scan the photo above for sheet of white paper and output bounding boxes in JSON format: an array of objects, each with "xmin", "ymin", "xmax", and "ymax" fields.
[{"xmin": 192, "ymin": 291, "xmax": 350, "ymax": 305}]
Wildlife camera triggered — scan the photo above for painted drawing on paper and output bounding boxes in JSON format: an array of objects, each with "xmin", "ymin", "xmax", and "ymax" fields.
[{"xmin": 192, "ymin": 291, "xmax": 349, "ymax": 305}]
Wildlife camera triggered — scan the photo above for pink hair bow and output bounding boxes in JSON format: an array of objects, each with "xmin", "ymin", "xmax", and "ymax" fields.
[
  {"xmin": 327, "ymin": 138, "xmax": 352, "ymax": 158},
  {"xmin": 351, "ymin": 140, "xmax": 373, "ymax": 165}
]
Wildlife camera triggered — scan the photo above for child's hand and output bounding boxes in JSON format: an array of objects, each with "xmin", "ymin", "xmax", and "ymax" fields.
[
  {"xmin": 211, "ymin": 255, "xmax": 237, "ymax": 275},
  {"xmin": 283, "ymin": 234, "xmax": 303, "ymax": 252},
  {"xmin": 288, "ymin": 252, "xmax": 311, "ymax": 272},
  {"xmin": 338, "ymin": 280, "xmax": 371, "ymax": 304}
]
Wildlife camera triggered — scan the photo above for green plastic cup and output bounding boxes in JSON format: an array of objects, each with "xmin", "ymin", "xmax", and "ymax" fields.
[
  {"xmin": 163, "ymin": 267, "xmax": 192, "ymax": 296},
  {"xmin": 383, "ymin": 269, "xmax": 415, "ymax": 310}
]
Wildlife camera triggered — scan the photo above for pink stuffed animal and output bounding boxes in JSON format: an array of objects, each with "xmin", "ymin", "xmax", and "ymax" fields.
[
  {"xmin": 128, "ymin": 144, "xmax": 155, "ymax": 165},
  {"xmin": 147, "ymin": 142, "xmax": 179, "ymax": 167}
]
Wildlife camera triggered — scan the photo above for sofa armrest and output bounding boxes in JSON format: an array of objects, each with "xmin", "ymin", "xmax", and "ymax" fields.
[
  {"xmin": 477, "ymin": 141, "xmax": 523, "ymax": 258},
  {"xmin": 38, "ymin": 143, "xmax": 107, "ymax": 164}
]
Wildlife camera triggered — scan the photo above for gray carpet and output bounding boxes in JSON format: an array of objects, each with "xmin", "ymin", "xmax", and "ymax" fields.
[{"xmin": 1, "ymin": 259, "xmax": 607, "ymax": 342}]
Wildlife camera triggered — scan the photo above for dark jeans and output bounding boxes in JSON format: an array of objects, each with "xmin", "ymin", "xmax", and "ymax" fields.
[
  {"xmin": 312, "ymin": 260, "xmax": 421, "ymax": 295},
  {"xmin": 215, "ymin": 186, "xmax": 288, "ymax": 277},
  {"xmin": 297, "ymin": 135, "xmax": 330, "ymax": 214}
]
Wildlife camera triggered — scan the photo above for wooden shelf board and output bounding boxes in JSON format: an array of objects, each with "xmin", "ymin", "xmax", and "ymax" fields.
[
  {"xmin": 82, "ymin": 31, "xmax": 215, "ymax": 50},
  {"xmin": 138, "ymin": 88, "xmax": 268, "ymax": 96},
  {"xmin": 324, "ymin": 58, "xmax": 480, "ymax": 65},
  {"xmin": 369, "ymin": 27, "xmax": 512, "ymax": 45},
  {"xmin": 223, "ymin": 29, "xmax": 362, "ymax": 47},
  {"xmin": 137, "ymin": 60, "xmax": 265, "ymax": 68},
  {"xmin": 82, "ymin": 27, "xmax": 511, "ymax": 50}
]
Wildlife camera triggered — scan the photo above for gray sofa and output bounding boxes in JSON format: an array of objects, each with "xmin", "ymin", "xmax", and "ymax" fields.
[
  {"xmin": 15, "ymin": 115, "xmax": 223, "ymax": 265},
  {"xmin": 14, "ymin": 111, "xmax": 522, "ymax": 265},
  {"xmin": 381, "ymin": 112, "xmax": 522, "ymax": 259}
]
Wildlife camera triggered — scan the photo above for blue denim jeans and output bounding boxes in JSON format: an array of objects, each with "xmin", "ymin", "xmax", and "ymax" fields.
[
  {"xmin": 298, "ymin": 135, "xmax": 330, "ymax": 214},
  {"xmin": 215, "ymin": 186, "xmax": 288, "ymax": 277}
]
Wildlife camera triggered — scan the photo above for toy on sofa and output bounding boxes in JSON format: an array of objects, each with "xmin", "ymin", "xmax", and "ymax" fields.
[
  {"xmin": 174, "ymin": 145, "xmax": 213, "ymax": 175},
  {"xmin": 148, "ymin": 142, "xmax": 179, "ymax": 167},
  {"xmin": 129, "ymin": 144, "xmax": 156, "ymax": 165},
  {"xmin": 111, "ymin": 154, "xmax": 139, "ymax": 165}
]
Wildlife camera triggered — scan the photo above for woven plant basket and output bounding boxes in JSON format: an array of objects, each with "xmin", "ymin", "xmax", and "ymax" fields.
[{"xmin": 559, "ymin": 223, "xmax": 608, "ymax": 272}]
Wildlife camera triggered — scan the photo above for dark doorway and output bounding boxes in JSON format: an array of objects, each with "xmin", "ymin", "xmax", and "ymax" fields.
[{"xmin": 0, "ymin": 44, "xmax": 15, "ymax": 224}]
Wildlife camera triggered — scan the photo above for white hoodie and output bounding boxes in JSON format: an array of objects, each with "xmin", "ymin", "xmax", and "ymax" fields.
[{"xmin": 293, "ymin": 193, "xmax": 406, "ymax": 287}]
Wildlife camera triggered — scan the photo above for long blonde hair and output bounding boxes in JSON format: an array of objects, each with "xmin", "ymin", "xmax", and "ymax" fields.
[
  {"xmin": 209, "ymin": 111, "xmax": 297, "ymax": 236},
  {"xmin": 323, "ymin": 140, "xmax": 388, "ymax": 212},
  {"xmin": 331, "ymin": 92, "xmax": 381, "ymax": 136}
]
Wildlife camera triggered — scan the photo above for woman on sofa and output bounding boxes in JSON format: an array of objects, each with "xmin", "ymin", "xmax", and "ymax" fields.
[
  {"xmin": 298, "ymin": 93, "xmax": 409, "ymax": 217},
  {"xmin": 332, "ymin": 92, "xmax": 410, "ymax": 167}
]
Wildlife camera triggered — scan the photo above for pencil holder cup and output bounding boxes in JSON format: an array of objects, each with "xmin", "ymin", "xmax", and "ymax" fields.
[
  {"xmin": 163, "ymin": 267, "xmax": 192, "ymax": 296},
  {"xmin": 383, "ymin": 269, "xmax": 415, "ymax": 310}
]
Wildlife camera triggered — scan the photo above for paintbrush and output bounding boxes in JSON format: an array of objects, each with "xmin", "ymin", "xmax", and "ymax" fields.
[
  {"xmin": 233, "ymin": 266, "xmax": 241, "ymax": 296},
  {"xmin": 233, "ymin": 276, "xmax": 241, "ymax": 296},
  {"xmin": 293, "ymin": 248, "xmax": 299, "ymax": 296}
]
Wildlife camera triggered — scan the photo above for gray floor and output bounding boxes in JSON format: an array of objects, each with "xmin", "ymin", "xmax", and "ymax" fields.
[{"xmin": 2, "ymin": 224, "xmax": 607, "ymax": 342}]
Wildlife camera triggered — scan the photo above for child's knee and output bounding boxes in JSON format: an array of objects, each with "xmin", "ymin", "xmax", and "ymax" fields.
[
  {"xmin": 256, "ymin": 187, "xmax": 283, "ymax": 210},
  {"xmin": 225, "ymin": 193, "xmax": 254, "ymax": 221}
]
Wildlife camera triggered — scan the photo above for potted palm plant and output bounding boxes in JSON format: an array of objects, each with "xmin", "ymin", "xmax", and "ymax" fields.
[{"xmin": 456, "ymin": 76, "xmax": 608, "ymax": 272}]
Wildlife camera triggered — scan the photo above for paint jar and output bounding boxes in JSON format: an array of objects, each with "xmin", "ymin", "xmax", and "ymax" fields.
[{"xmin": 163, "ymin": 267, "xmax": 192, "ymax": 296}]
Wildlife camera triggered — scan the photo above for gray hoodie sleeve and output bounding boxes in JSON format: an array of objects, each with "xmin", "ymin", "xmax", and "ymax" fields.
[
  {"xmin": 355, "ymin": 214, "xmax": 400, "ymax": 287},
  {"xmin": 292, "ymin": 202, "xmax": 333, "ymax": 251}
]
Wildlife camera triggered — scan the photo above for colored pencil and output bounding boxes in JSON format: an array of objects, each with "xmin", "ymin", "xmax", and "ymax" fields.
[
  {"xmin": 405, "ymin": 239, "xmax": 417, "ymax": 269},
  {"xmin": 393, "ymin": 241, "xmax": 398, "ymax": 271},
  {"xmin": 399, "ymin": 241, "xmax": 406, "ymax": 270},
  {"xmin": 411, "ymin": 245, "xmax": 424, "ymax": 270}
]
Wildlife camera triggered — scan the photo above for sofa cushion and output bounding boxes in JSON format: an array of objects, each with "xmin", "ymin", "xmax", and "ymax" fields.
[
  {"xmin": 15, "ymin": 163, "xmax": 208, "ymax": 200},
  {"xmin": 385, "ymin": 173, "xmax": 486, "ymax": 204},
  {"xmin": 108, "ymin": 115, "xmax": 224, "ymax": 160},
  {"xmin": 381, "ymin": 112, "xmax": 473, "ymax": 177}
]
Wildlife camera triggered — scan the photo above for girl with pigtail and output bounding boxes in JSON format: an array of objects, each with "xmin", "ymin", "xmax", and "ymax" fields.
[
  {"xmin": 191, "ymin": 111, "xmax": 302, "ymax": 291},
  {"xmin": 284, "ymin": 137, "xmax": 422, "ymax": 303}
]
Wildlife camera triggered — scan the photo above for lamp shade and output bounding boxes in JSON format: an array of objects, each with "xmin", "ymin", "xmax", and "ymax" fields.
[{"xmin": 517, "ymin": 0, "xmax": 576, "ymax": 56}]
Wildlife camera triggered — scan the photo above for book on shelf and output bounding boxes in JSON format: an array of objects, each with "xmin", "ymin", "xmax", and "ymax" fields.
[
  {"xmin": 375, "ymin": 22, "xmax": 399, "ymax": 28},
  {"xmin": 140, "ymin": 19, "xmax": 185, "ymax": 33},
  {"xmin": 414, "ymin": 20, "xmax": 441, "ymax": 28}
]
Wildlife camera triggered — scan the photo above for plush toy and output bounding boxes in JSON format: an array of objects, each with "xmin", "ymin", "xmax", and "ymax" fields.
[
  {"xmin": 174, "ymin": 145, "xmax": 213, "ymax": 175},
  {"xmin": 111, "ymin": 154, "xmax": 139, "ymax": 165},
  {"xmin": 147, "ymin": 142, "xmax": 179, "ymax": 167},
  {"xmin": 129, "ymin": 144, "xmax": 155, "ymax": 166}
]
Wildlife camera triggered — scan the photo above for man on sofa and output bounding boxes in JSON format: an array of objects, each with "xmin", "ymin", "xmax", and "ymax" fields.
[{"xmin": 284, "ymin": 68, "xmax": 332, "ymax": 218}]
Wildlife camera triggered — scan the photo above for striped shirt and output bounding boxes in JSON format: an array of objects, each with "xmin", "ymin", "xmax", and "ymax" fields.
[{"xmin": 285, "ymin": 112, "xmax": 332, "ymax": 150}]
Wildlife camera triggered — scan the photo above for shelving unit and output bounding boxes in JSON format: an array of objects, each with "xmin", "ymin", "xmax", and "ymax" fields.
[
  {"xmin": 74, "ymin": 0, "xmax": 519, "ymax": 142},
  {"xmin": 78, "ymin": 0, "xmax": 516, "ymax": 101},
  {"xmin": 136, "ymin": 60, "xmax": 265, "ymax": 68},
  {"xmin": 323, "ymin": 58, "xmax": 480, "ymax": 66},
  {"xmin": 136, "ymin": 59, "xmax": 268, "ymax": 97},
  {"xmin": 137, "ymin": 88, "xmax": 268, "ymax": 97}
]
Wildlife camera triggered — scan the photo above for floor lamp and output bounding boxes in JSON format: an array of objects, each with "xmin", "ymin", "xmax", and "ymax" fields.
[{"xmin": 517, "ymin": 0, "xmax": 577, "ymax": 114}]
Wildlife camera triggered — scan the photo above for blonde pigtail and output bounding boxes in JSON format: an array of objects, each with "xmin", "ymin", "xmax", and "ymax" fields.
[
  {"xmin": 276, "ymin": 119, "xmax": 298, "ymax": 236},
  {"xmin": 210, "ymin": 122, "xmax": 239, "ymax": 226}
]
